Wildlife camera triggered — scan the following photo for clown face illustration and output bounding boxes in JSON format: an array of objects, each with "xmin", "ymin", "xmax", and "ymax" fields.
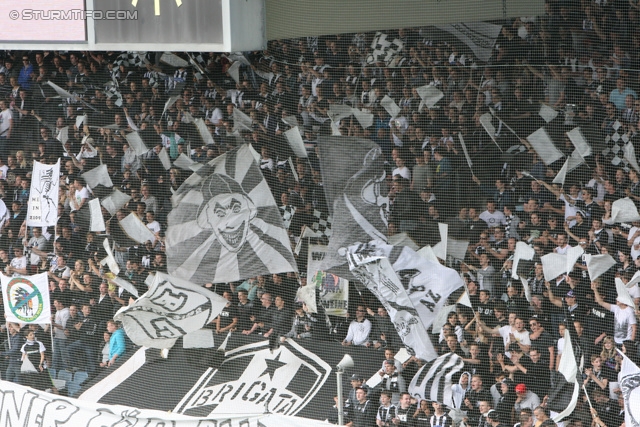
[{"xmin": 199, "ymin": 192, "xmax": 256, "ymax": 252}]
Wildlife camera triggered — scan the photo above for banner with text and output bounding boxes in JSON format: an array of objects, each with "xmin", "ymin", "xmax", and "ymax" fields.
[{"xmin": 26, "ymin": 159, "xmax": 60, "ymax": 227}]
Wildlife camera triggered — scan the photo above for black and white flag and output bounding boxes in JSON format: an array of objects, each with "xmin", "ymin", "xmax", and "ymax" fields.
[
  {"xmin": 366, "ymin": 32, "xmax": 404, "ymax": 66},
  {"xmin": 408, "ymin": 352, "xmax": 465, "ymax": 405},
  {"xmin": 317, "ymin": 137, "xmax": 388, "ymax": 279},
  {"xmin": 166, "ymin": 144, "xmax": 297, "ymax": 284},
  {"xmin": 618, "ymin": 349, "xmax": 640, "ymax": 427},
  {"xmin": 345, "ymin": 241, "xmax": 464, "ymax": 361},
  {"xmin": 548, "ymin": 329, "xmax": 580, "ymax": 422},
  {"xmin": 114, "ymin": 272, "xmax": 228, "ymax": 349},
  {"xmin": 435, "ymin": 22, "xmax": 502, "ymax": 63}
]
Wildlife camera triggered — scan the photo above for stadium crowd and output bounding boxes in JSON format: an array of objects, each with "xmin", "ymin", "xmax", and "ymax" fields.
[{"xmin": 0, "ymin": 0, "xmax": 639, "ymax": 425}]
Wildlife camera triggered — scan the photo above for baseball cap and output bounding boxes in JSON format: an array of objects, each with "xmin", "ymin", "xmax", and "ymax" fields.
[
  {"xmin": 350, "ymin": 374, "xmax": 363, "ymax": 381},
  {"xmin": 566, "ymin": 290, "xmax": 575, "ymax": 298},
  {"xmin": 486, "ymin": 410, "xmax": 500, "ymax": 421},
  {"xmin": 515, "ymin": 384, "xmax": 527, "ymax": 393}
]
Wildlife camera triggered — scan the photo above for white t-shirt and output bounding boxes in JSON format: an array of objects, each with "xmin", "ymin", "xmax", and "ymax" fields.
[
  {"xmin": 559, "ymin": 194, "xmax": 580, "ymax": 227},
  {"xmin": 392, "ymin": 166, "xmax": 411, "ymax": 181},
  {"xmin": 9, "ymin": 256, "xmax": 27, "ymax": 277},
  {"xmin": 499, "ymin": 325, "xmax": 531, "ymax": 355},
  {"xmin": 73, "ymin": 187, "xmax": 90, "ymax": 211},
  {"xmin": 610, "ymin": 304, "xmax": 637, "ymax": 344},
  {"xmin": 0, "ymin": 108, "xmax": 12, "ymax": 136},
  {"xmin": 479, "ymin": 209, "xmax": 506, "ymax": 227}
]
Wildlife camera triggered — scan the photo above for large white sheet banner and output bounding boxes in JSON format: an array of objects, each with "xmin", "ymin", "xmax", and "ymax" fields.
[
  {"xmin": 114, "ymin": 272, "xmax": 228, "ymax": 349},
  {"xmin": 26, "ymin": 159, "xmax": 60, "ymax": 227},
  {"xmin": 0, "ymin": 379, "xmax": 332, "ymax": 427},
  {"xmin": 1, "ymin": 273, "xmax": 51, "ymax": 324}
]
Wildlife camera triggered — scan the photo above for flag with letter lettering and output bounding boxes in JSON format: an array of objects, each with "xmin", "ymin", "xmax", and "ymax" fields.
[
  {"xmin": 26, "ymin": 160, "xmax": 60, "ymax": 227},
  {"xmin": 345, "ymin": 240, "xmax": 464, "ymax": 361}
]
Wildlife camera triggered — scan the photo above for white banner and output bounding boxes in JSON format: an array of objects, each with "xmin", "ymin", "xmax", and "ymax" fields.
[
  {"xmin": 1, "ymin": 273, "xmax": 51, "ymax": 324},
  {"xmin": 307, "ymin": 244, "xmax": 348, "ymax": 317},
  {"xmin": 26, "ymin": 159, "xmax": 60, "ymax": 227},
  {"xmin": 0, "ymin": 379, "xmax": 331, "ymax": 427},
  {"xmin": 346, "ymin": 241, "xmax": 463, "ymax": 361},
  {"xmin": 114, "ymin": 272, "xmax": 228, "ymax": 349}
]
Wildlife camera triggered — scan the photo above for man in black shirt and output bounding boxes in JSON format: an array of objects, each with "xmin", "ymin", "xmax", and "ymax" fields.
[
  {"xmin": 214, "ymin": 291, "xmax": 238, "ymax": 334},
  {"xmin": 236, "ymin": 290, "xmax": 254, "ymax": 332},
  {"xmin": 67, "ymin": 304, "xmax": 100, "ymax": 375},
  {"xmin": 463, "ymin": 374, "xmax": 493, "ymax": 425},
  {"xmin": 348, "ymin": 387, "xmax": 377, "ymax": 427},
  {"xmin": 516, "ymin": 347, "xmax": 549, "ymax": 400},
  {"xmin": 242, "ymin": 292, "xmax": 274, "ymax": 335},
  {"xmin": 393, "ymin": 393, "xmax": 416, "ymax": 427}
]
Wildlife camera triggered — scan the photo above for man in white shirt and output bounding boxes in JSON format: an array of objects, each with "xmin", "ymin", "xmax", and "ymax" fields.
[
  {"xmin": 52, "ymin": 298, "xmax": 71, "ymax": 370},
  {"xmin": 479, "ymin": 201, "xmax": 506, "ymax": 228},
  {"xmin": 554, "ymin": 234, "xmax": 569, "ymax": 254},
  {"xmin": 145, "ymin": 211, "xmax": 161, "ymax": 244},
  {"xmin": 6, "ymin": 247, "xmax": 27, "ymax": 277},
  {"xmin": 70, "ymin": 177, "xmax": 89, "ymax": 212},
  {"xmin": 593, "ymin": 282, "xmax": 637, "ymax": 344},
  {"xmin": 342, "ymin": 305, "xmax": 372, "ymax": 346},
  {"xmin": 25, "ymin": 227, "xmax": 47, "ymax": 266}
]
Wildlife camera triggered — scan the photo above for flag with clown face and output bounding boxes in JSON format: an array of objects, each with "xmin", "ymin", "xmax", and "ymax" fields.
[{"xmin": 166, "ymin": 144, "xmax": 297, "ymax": 284}]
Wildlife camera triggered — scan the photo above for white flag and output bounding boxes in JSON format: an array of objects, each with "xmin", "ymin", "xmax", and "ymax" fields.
[
  {"xmin": 527, "ymin": 127, "xmax": 564, "ymax": 165},
  {"xmin": 102, "ymin": 238, "xmax": 120, "ymax": 276},
  {"xmin": 381, "ymin": 95, "xmax": 401, "ymax": 119},
  {"xmin": 540, "ymin": 245, "xmax": 583, "ymax": 281},
  {"xmin": 101, "ymin": 189, "xmax": 132, "ymax": 216},
  {"xmin": 26, "ymin": 160, "xmax": 60, "ymax": 227},
  {"xmin": 173, "ymin": 153, "xmax": 196, "ymax": 171},
  {"xmin": 83, "ymin": 164, "xmax": 113, "ymax": 190},
  {"xmin": 618, "ymin": 350, "xmax": 640, "ymax": 427},
  {"xmin": 611, "ymin": 198, "xmax": 640, "ymax": 222},
  {"xmin": 284, "ymin": 127, "xmax": 308, "ymax": 158},
  {"xmin": 114, "ymin": 272, "xmax": 228, "ymax": 349},
  {"xmin": 89, "ymin": 198, "xmax": 106, "ymax": 232},
  {"xmin": 120, "ymin": 213, "xmax": 157, "ymax": 244},
  {"xmin": 158, "ymin": 148, "xmax": 172, "ymax": 170},
  {"xmin": 349, "ymin": 255, "xmax": 437, "ymax": 361},
  {"xmin": 125, "ymin": 131, "xmax": 149, "ymax": 156},
  {"xmin": 512, "ymin": 241, "xmax": 535, "ymax": 279},
  {"xmin": 1, "ymin": 273, "xmax": 51, "ymax": 324},
  {"xmin": 194, "ymin": 118, "xmax": 215, "ymax": 146},
  {"xmin": 586, "ymin": 254, "xmax": 616, "ymax": 281}
]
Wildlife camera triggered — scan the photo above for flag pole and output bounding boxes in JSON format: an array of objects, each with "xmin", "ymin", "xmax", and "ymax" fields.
[{"xmin": 583, "ymin": 384, "xmax": 604, "ymax": 427}]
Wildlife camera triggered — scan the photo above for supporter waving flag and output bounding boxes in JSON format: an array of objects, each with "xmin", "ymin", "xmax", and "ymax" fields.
[{"xmin": 166, "ymin": 144, "xmax": 297, "ymax": 284}]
